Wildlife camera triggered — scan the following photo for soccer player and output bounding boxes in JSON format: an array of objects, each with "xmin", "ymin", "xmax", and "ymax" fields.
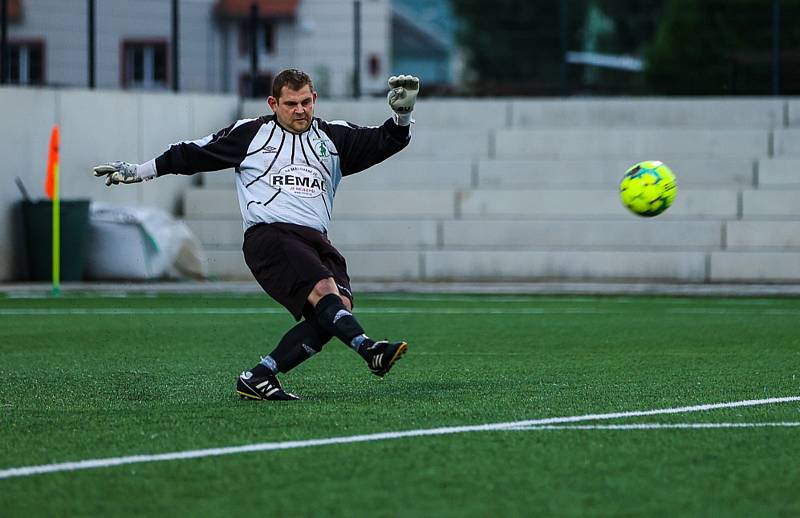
[{"xmin": 93, "ymin": 69, "xmax": 419, "ymax": 401}]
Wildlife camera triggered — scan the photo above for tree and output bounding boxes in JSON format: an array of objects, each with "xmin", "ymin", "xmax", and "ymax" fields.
[
  {"xmin": 450, "ymin": 0, "xmax": 589, "ymax": 95},
  {"xmin": 644, "ymin": 0, "xmax": 800, "ymax": 95}
]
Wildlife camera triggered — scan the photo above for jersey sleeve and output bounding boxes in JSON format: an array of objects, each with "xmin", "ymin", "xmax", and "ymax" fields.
[
  {"xmin": 318, "ymin": 117, "xmax": 411, "ymax": 176},
  {"xmin": 154, "ymin": 118, "xmax": 264, "ymax": 176}
]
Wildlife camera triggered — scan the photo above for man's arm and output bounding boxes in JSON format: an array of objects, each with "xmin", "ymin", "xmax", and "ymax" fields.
[
  {"xmin": 93, "ymin": 117, "xmax": 265, "ymax": 186},
  {"xmin": 320, "ymin": 75, "xmax": 419, "ymax": 176}
]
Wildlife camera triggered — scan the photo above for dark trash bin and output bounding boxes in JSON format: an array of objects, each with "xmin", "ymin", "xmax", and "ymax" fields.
[{"xmin": 21, "ymin": 200, "xmax": 91, "ymax": 281}]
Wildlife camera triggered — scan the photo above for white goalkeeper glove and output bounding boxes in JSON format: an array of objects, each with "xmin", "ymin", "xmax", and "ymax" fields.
[
  {"xmin": 93, "ymin": 160, "xmax": 157, "ymax": 186},
  {"xmin": 387, "ymin": 74, "xmax": 419, "ymax": 126}
]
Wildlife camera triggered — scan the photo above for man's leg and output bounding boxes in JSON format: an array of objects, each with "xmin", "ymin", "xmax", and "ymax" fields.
[
  {"xmin": 260, "ymin": 319, "xmax": 333, "ymax": 374},
  {"xmin": 309, "ymin": 277, "xmax": 408, "ymax": 377},
  {"xmin": 238, "ymin": 319, "xmax": 332, "ymax": 401}
]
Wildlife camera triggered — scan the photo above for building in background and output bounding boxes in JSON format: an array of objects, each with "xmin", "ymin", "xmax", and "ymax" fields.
[{"xmin": 2, "ymin": 0, "xmax": 392, "ymax": 97}]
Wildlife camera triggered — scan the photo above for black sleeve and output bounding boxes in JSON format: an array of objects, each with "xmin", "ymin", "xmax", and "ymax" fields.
[
  {"xmin": 154, "ymin": 117, "xmax": 265, "ymax": 176},
  {"xmin": 317, "ymin": 117, "xmax": 411, "ymax": 176}
]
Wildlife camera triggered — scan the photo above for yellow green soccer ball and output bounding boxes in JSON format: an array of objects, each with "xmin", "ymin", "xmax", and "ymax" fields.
[{"xmin": 619, "ymin": 160, "xmax": 677, "ymax": 217}]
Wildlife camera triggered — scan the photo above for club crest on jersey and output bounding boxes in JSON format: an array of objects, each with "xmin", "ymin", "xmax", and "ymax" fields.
[
  {"xmin": 268, "ymin": 164, "xmax": 327, "ymax": 198},
  {"xmin": 315, "ymin": 140, "xmax": 330, "ymax": 159}
]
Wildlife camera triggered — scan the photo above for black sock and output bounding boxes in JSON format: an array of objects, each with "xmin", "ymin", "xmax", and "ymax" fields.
[
  {"xmin": 249, "ymin": 362, "xmax": 275, "ymax": 378},
  {"xmin": 267, "ymin": 319, "xmax": 333, "ymax": 374},
  {"xmin": 314, "ymin": 293, "xmax": 368, "ymax": 348}
]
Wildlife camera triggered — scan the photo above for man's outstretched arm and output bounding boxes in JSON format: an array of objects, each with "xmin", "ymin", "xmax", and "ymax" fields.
[{"xmin": 93, "ymin": 118, "xmax": 265, "ymax": 186}]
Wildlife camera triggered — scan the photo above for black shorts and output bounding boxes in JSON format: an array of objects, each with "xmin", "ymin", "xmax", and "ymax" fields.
[{"xmin": 243, "ymin": 222, "xmax": 353, "ymax": 320}]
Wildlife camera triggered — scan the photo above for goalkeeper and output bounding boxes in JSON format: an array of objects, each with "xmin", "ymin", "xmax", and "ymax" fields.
[{"xmin": 93, "ymin": 69, "xmax": 419, "ymax": 401}]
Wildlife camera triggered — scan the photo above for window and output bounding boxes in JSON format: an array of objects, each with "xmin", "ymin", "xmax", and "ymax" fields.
[
  {"xmin": 8, "ymin": 41, "xmax": 45, "ymax": 85},
  {"xmin": 122, "ymin": 41, "xmax": 168, "ymax": 89}
]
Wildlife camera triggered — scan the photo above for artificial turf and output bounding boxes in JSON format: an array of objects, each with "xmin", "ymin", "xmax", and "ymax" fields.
[{"xmin": 1, "ymin": 293, "xmax": 799, "ymax": 516}]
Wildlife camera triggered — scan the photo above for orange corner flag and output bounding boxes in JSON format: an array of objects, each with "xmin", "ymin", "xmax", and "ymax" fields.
[{"xmin": 45, "ymin": 125, "xmax": 60, "ymax": 200}]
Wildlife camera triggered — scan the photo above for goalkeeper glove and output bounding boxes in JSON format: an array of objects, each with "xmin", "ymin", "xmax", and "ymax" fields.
[
  {"xmin": 93, "ymin": 160, "xmax": 157, "ymax": 186},
  {"xmin": 387, "ymin": 75, "xmax": 419, "ymax": 126}
]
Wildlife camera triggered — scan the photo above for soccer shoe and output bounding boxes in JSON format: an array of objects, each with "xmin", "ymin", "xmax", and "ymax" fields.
[
  {"xmin": 364, "ymin": 340, "xmax": 408, "ymax": 378},
  {"xmin": 236, "ymin": 371, "xmax": 299, "ymax": 401}
]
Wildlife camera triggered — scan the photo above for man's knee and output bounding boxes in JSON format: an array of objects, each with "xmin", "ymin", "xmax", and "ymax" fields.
[
  {"xmin": 308, "ymin": 277, "xmax": 351, "ymax": 310},
  {"xmin": 309, "ymin": 277, "xmax": 341, "ymax": 306}
]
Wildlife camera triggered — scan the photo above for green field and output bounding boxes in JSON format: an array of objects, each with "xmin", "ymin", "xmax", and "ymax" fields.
[{"xmin": 1, "ymin": 292, "xmax": 799, "ymax": 516}]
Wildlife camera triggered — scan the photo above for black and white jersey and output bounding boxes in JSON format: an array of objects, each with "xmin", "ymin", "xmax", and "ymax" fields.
[{"xmin": 153, "ymin": 115, "xmax": 410, "ymax": 233}]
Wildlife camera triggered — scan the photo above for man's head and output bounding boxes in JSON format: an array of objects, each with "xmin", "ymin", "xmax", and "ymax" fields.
[{"xmin": 268, "ymin": 69, "xmax": 317, "ymax": 134}]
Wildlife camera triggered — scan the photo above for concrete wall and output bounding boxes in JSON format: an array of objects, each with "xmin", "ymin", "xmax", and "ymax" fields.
[{"xmin": 0, "ymin": 86, "xmax": 238, "ymax": 281}]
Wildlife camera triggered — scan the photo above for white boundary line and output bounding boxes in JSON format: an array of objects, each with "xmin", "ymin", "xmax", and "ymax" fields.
[
  {"xmin": 2, "ymin": 307, "xmax": 800, "ymax": 316},
  {"xmin": 510, "ymin": 422, "xmax": 800, "ymax": 431},
  {"xmin": 1, "ymin": 396, "xmax": 798, "ymax": 480},
  {"xmin": 0, "ymin": 307, "xmax": 617, "ymax": 316}
]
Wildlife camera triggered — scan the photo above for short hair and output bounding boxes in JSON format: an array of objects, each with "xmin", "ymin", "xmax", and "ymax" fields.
[{"xmin": 272, "ymin": 69, "xmax": 315, "ymax": 99}]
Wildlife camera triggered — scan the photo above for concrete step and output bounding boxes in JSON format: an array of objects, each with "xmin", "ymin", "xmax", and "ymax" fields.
[
  {"xmin": 184, "ymin": 188, "xmax": 240, "ymax": 217},
  {"xmin": 339, "ymin": 159, "xmax": 474, "ymax": 189},
  {"xmin": 184, "ymin": 188, "xmax": 457, "ymax": 218},
  {"xmin": 789, "ymin": 99, "xmax": 800, "ymax": 126},
  {"xmin": 402, "ymin": 129, "xmax": 490, "ymax": 158},
  {"xmin": 710, "ymin": 251, "xmax": 800, "ymax": 281},
  {"xmin": 459, "ymin": 189, "xmax": 739, "ymax": 219},
  {"xmin": 422, "ymin": 250, "xmax": 708, "ymax": 282},
  {"xmin": 185, "ymin": 187, "xmax": 748, "ymax": 219},
  {"xmin": 184, "ymin": 219, "xmax": 244, "ymax": 248},
  {"xmin": 494, "ymin": 129, "xmax": 769, "ymax": 159},
  {"xmin": 186, "ymin": 218, "xmax": 730, "ymax": 250},
  {"xmin": 199, "ymin": 170, "xmax": 237, "ymax": 187},
  {"xmin": 477, "ymin": 158, "xmax": 756, "ymax": 188},
  {"xmin": 204, "ymin": 247, "xmax": 800, "ymax": 283},
  {"xmin": 202, "ymin": 248, "xmax": 708, "ymax": 282},
  {"xmin": 742, "ymin": 190, "xmax": 800, "ymax": 218},
  {"xmin": 757, "ymin": 158, "xmax": 800, "ymax": 186},
  {"xmin": 185, "ymin": 218, "xmax": 440, "ymax": 249},
  {"xmin": 511, "ymin": 98, "xmax": 785, "ymax": 128},
  {"xmin": 441, "ymin": 220, "xmax": 723, "ymax": 249},
  {"xmin": 204, "ymin": 249, "xmax": 422, "ymax": 280},
  {"xmin": 726, "ymin": 221, "xmax": 800, "ymax": 248},
  {"xmin": 333, "ymin": 189, "xmax": 456, "ymax": 217},
  {"xmin": 773, "ymin": 129, "xmax": 800, "ymax": 156}
]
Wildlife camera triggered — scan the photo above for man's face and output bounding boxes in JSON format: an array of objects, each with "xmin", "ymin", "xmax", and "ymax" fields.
[{"xmin": 268, "ymin": 85, "xmax": 316, "ymax": 133}]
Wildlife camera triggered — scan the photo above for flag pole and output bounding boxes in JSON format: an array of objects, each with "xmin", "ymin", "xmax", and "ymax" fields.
[
  {"xmin": 52, "ymin": 161, "xmax": 60, "ymax": 296},
  {"xmin": 46, "ymin": 125, "xmax": 61, "ymax": 296}
]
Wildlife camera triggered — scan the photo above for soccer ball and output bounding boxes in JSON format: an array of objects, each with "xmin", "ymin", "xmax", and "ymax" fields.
[{"xmin": 619, "ymin": 160, "xmax": 677, "ymax": 217}]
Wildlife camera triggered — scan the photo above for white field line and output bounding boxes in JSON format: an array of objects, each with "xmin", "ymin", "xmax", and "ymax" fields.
[
  {"xmin": 5, "ymin": 293, "xmax": 784, "ymax": 307},
  {"xmin": 509, "ymin": 422, "xmax": 800, "ymax": 431},
  {"xmin": 2, "ymin": 307, "xmax": 800, "ymax": 317},
  {"xmin": 0, "ymin": 307, "xmax": 615, "ymax": 316},
  {"xmin": 1, "ymin": 396, "xmax": 798, "ymax": 481}
]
